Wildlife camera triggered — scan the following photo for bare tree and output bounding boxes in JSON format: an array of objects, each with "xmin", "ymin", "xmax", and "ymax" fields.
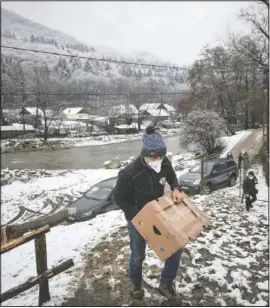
[
  {"xmin": 229, "ymin": 1, "xmax": 268, "ymax": 70},
  {"xmin": 29, "ymin": 65, "xmax": 64, "ymax": 141},
  {"xmin": 1, "ymin": 73, "xmax": 15, "ymax": 124}
]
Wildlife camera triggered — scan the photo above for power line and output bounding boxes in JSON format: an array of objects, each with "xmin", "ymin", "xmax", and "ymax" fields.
[
  {"xmin": 1, "ymin": 45, "xmax": 188, "ymax": 70},
  {"xmin": 2, "ymin": 91, "xmax": 188, "ymax": 96}
]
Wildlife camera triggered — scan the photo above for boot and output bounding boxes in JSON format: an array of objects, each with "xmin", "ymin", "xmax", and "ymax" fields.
[
  {"xmin": 158, "ymin": 280, "xmax": 182, "ymax": 303},
  {"xmin": 131, "ymin": 283, "xmax": 144, "ymax": 300}
]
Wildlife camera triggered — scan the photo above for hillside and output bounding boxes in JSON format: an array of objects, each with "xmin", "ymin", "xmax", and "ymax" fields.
[{"xmin": 1, "ymin": 8, "xmax": 189, "ymax": 110}]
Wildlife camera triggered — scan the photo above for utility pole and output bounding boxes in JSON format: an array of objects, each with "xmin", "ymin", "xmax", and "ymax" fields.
[
  {"xmin": 263, "ymin": 68, "xmax": 269, "ymax": 157},
  {"xmin": 239, "ymin": 167, "xmax": 242, "ymax": 197},
  {"xmin": 200, "ymin": 154, "xmax": 204, "ymax": 195}
]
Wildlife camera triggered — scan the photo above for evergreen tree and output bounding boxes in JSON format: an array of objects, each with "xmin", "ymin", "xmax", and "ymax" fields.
[{"xmin": 84, "ymin": 59, "xmax": 92, "ymax": 72}]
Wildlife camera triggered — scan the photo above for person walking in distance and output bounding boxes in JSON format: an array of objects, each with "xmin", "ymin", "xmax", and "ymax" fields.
[
  {"xmin": 238, "ymin": 152, "xmax": 243, "ymax": 170},
  {"xmin": 114, "ymin": 126, "xmax": 183, "ymax": 301},
  {"xmin": 243, "ymin": 171, "xmax": 258, "ymax": 211},
  {"xmin": 227, "ymin": 152, "xmax": 233, "ymax": 160}
]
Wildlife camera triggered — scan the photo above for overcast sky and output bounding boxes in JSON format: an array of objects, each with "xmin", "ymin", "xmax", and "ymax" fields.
[{"xmin": 2, "ymin": 1, "xmax": 252, "ymax": 65}]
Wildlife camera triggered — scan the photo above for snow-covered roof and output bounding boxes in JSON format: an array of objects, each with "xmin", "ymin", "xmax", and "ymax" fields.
[
  {"xmin": 145, "ymin": 109, "xmax": 169, "ymax": 117},
  {"xmin": 129, "ymin": 122, "xmax": 147, "ymax": 129},
  {"xmin": 64, "ymin": 113, "xmax": 92, "ymax": 120},
  {"xmin": 109, "ymin": 104, "xmax": 138, "ymax": 115},
  {"xmin": 115, "ymin": 124, "xmax": 131, "ymax": 129},
  {"xmin": 115, "ymin": 122, "xmax": 147, "ymax": 130},
  {"xmin": 61, "ymin": 121, "xmax": 87, "ymax": 127},
  {"xmin": 1, "ymin": 126, "xmax": 15, "ymax": 131},
  {"xmin": 163, "ymin": 104, "xmax": 176, "ymax": 112},
  {"xmin": 62, "ymin": 107, "xmax": 84, "ymax": 115},
  {"xmin": 24, "ymin": 107, "xmax": 43, "ymax": 116},
  {"xmin": 139, "ymin": 103, "xmax": 161, "ymax": 111},
  {"xmin": 93, "ymin": 116, "xmax": 109, "ymax": 122},
  {"xmin": 12, "ymin": 123, "xmax": 34, "ymax": 130}
]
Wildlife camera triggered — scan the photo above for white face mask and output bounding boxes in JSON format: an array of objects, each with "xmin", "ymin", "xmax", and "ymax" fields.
[
  {"xmin": 249, "ymin": 176, "xmax": 254, "ymax": 180},
  {"xmin": 148, "ymin": 160, "xmax": 162, "ymax": 173}
]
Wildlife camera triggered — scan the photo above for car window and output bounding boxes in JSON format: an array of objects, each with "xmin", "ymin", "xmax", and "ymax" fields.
[
  {"xmin": 212, "ymin": 164, "xmax": 220, "ymax": 172},
  {"xmin": 220, "ymin": 163, "xmax": 227, "ymax": 171},
  {"xmin": 85, "ymin": 185, "xmax": 112, "ymax": 200},
  {"xmin": 189, "ymin": 163, "xmax": 213, "ymax": 174},
  {"xmin": 99, "ymin": 178, "xmax": 117, "ymax": 188}
]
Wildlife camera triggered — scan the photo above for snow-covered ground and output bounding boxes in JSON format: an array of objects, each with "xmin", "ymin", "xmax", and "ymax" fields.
[
  {"xmin": 219, "ymin": 130, "xmax": 252, "ymax": 158},
  {"xmin": 2, "ymin": 165, "xmax": 268, "ymax": 306},
  {"xmin": 1, "ymin": 130, "xmax": 268, "ymax": 306}
]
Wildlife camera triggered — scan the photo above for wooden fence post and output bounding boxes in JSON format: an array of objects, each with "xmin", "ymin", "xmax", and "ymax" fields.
[{"xmin": 35, "ymin": 234, "xmax": 50, "ymax": 306}]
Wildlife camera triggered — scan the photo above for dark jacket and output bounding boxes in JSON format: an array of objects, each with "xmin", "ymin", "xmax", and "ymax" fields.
[
  {"xmin": 238, "ymin": 155, "xmax": 243, "ymax": 163},
  {"xmin": 227, "ymin": 153, "xmax": 233, "ymax": 160},
  {"xmin": 114, "ymin": 155, "xmax": 180, "ymax": 221},
  {"xmin": 243, "ymin": 153, "xmax": 249, "ymax": 169},
  {"xmin": 243, "ymin": 176, "xmax": 258, "ymax": 194}
]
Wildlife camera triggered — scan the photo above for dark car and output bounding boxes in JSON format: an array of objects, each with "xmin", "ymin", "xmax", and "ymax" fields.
[
  {"xmin": 67, "ymin": 177, "xmax": 119, "ymax": 222},
  {"xmin": 178, "ymin": 158, "xmax": 238, "ymax": 195}
]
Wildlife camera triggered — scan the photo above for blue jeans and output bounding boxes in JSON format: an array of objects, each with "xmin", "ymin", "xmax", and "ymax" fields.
[{"xmin": 127, "ymin": 221, "xmax": 182, "ymax": 285}]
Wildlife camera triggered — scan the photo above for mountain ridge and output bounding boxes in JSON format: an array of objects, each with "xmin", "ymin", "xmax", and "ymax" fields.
[{"xmin": 1, "ymin": 8, "xmax": 189, "ymax": 110}]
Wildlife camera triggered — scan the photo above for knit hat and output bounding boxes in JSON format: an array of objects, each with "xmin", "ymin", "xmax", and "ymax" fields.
[{"xmin": 141, "ymin": 126, "xmax": 167, "ymax": 157}]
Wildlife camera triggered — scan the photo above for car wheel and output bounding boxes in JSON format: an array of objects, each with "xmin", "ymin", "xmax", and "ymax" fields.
[
  {"xmin": 203, "ymin": 184, "xmax": 212, "ymax": 195},
  {"xmin": 228, "ymin": 175, "xmax": 236, "ymax": 187}
]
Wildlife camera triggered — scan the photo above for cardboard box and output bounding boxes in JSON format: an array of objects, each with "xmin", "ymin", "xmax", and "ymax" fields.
[{"xmin": 131, "ymin": 192, "xmax": 210, "ymax": 261}]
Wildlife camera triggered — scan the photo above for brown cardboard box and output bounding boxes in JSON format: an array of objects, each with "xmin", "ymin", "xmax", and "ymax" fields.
[{"xmin": 131, "ymin": 192, "xmax": 210, "ymax": 261}]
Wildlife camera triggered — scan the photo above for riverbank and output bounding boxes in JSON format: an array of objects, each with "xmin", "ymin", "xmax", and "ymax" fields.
[{"xmin": 1, "ymin": 129, "xmax": 180, "ymax": 153}]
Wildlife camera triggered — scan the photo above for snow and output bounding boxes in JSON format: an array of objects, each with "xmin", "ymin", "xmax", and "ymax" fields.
[
  {"xmin": 2, "ymin": 210, "xmax": 126, "ymax": 306},
  {"xmin": 12, "ymin": 123, "xmax": 35, "ymax": 131},
  {"xmin": 115, "ymin": 124, "xmax": 130, "ymax": 129},
  {"xmin": 163, "ymin": 103, "xmax": 175, "ymax": 112},
  {"xmin": 1, "ymin": 169, "xmax": 119, "ymax": 224},
  {"xmin": 1, "ymin": 126, "xmax": 15, "ymax": 131},
  {"xmin": 219, "ymin": 130, "xmax": 253, "ymax": 157},
  {"xmin": 139, "ymin": 103, "xmax": 162, "ymax": 111},
  {"xmin": 62, "ymin": 107, "xmax": 84, "ymax": 115},
  {"xmin": 2, "ymin": 8, "xmax": 189, "ymax": 91},
  {"xmin": 24, "ymin": 107, "xmax": 43, "ymax": 116},
  {"xmin": 109, "ymin": 104, "xmax": 138, "ymax": 115},
  {"xmin": 257, "ymin": 281, "xmax": 268, "ymax": 291},
  {"xmin": 146, "ymin": 109, "xmax": 170, "ymax": 117},
  {"xmin": 1, "ymin": 131, "xmax": 268, "ymax": 306}
]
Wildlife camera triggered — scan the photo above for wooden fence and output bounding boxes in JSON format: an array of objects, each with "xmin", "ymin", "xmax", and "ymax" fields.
[{"xmin": 1, "ymin": 225, "xmax": 74, "ymax": 306}]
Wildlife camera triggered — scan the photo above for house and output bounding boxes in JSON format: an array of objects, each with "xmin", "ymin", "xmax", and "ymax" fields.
[
  {"xmin": 109, "ymin": 104, "xmax": 138, "ymax": 116},
  {"xmin": 139, "ymin": 103, "xmax": 175, "ymax": 117},
  {"xmin": 1, "ymin": 125, "xmax": 17, "ymax": 138},
  {"xmin": 139, "ymin": 103, "xmax": 163, "ymax": 112},
  {"xmin": 108, "ymin": 104, "xmax": 138, "ymax": 125},
  {"xmin": 21, "ymin": 107, "xmax": 43, "ymax": 116},
  {"xmin": 141, "ymin": 109, "xmax": 170, "ymax": 123},
  {"xmin": 62, "ymin": 107, "xmax": 90, "ymax": 121},
  {"xmin": 163, "ymin": 104, "xmax": 176, "ymax": 114},
  {"xmin": 1, "ymin": 123, "xmax": 35, "ymax": 139}
]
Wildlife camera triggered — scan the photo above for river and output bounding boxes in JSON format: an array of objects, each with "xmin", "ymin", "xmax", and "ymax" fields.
[{"xmin": 1, "ymin": 136, "xmax": 189, "ymax": 170}]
